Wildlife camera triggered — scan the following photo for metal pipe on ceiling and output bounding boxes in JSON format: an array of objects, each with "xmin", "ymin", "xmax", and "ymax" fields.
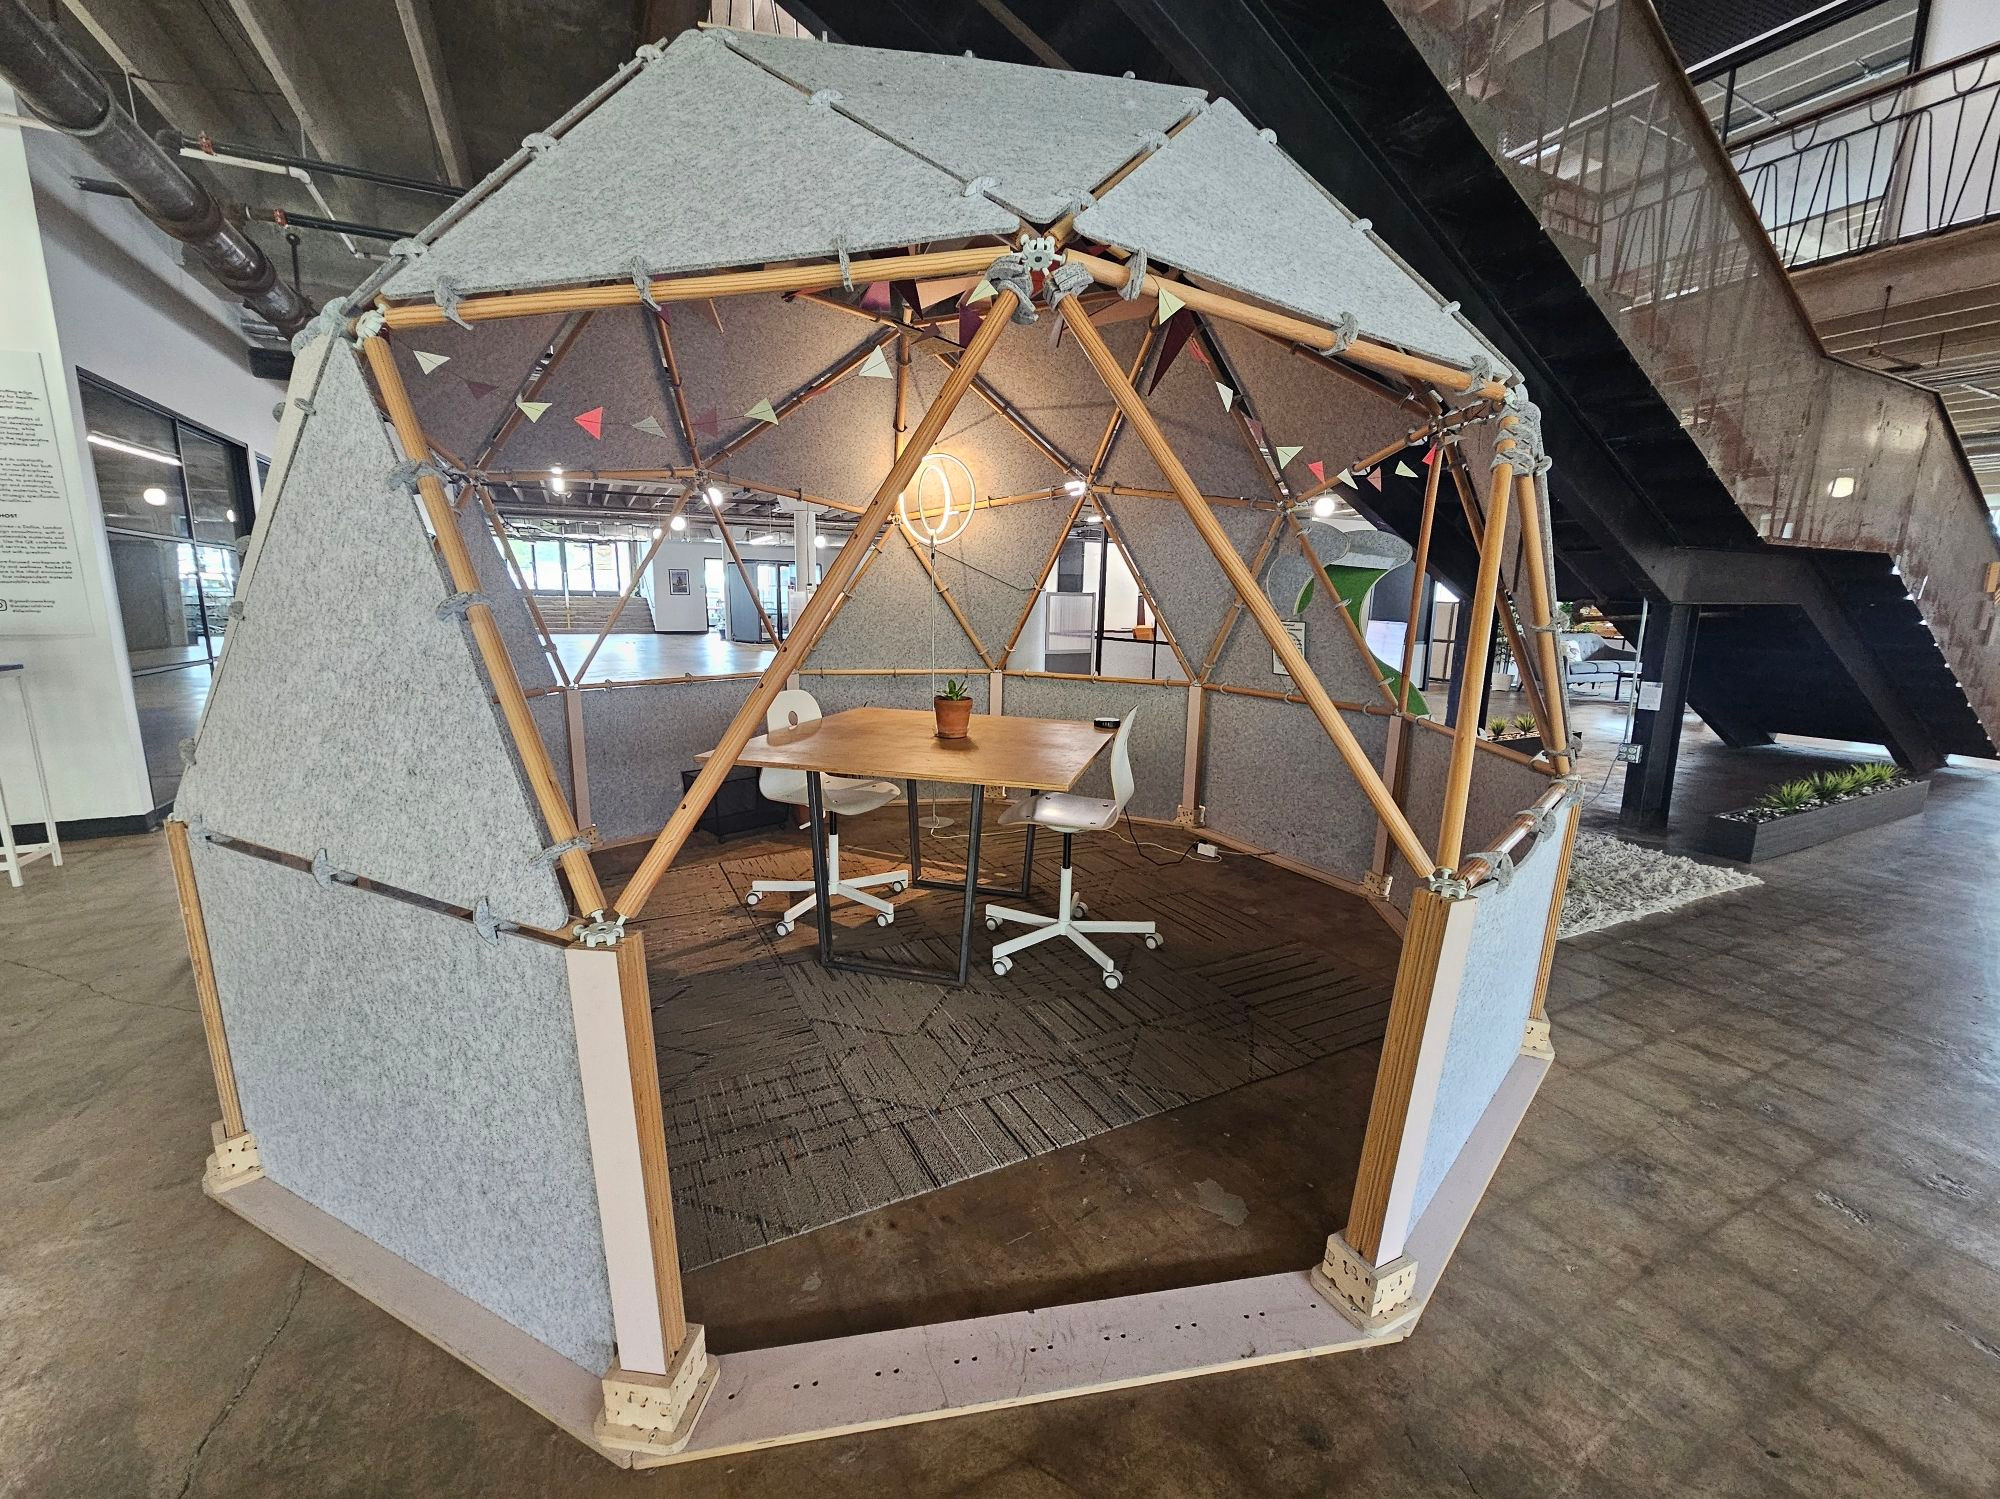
[
  {"xmin": 168, "ymin": 130, "xmax": 465, "ymax": 199},
  {"xmin": 71, "ymin": 175, "xmax": 411, "ymax": 244},
  {"xmin": 0, "ymin": 0, "xmax": 313, "ymax": 337}
]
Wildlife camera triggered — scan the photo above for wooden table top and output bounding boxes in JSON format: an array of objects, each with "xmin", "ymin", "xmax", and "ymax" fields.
[{"xmin": 708, "ymin": 707, "xmax": 1114, "ymax": 792}]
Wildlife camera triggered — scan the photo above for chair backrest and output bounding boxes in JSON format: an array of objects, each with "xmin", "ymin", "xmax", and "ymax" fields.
[
  {"xmin": 759, "ymin": 689, "xmax": 821, "ymax": 806},
  {"xmin": 1109, "ymin": 707, "xmax": 1140, "ymax": 814}
]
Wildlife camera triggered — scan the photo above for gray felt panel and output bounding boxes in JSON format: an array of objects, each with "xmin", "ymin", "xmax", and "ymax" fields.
[
  {"xmin": 930, "ymin": 496, "xmax": 1076, "ymax": 664},
  {"xmin": 1207, "ymin": 526, "xmax": 1392, "ymax": 704},
  {"xmin": 999, "ymin": 675, "xmax": 1185, "ymax": 822},
  {"xmin": 968, "ymin": 310, "xmax": 1126, "ymax": 476},
  {"xmin": 1101, "ymin": 492, "xmax": 1281, "ymax": 671},
  {"xmin": 489, "ymin": 307, "xmax": 691, "ymax": 473},
  {"xmin": 382, "ymin": 31, "xmax": 1017, "ymax": 300},
  {"xmin": 1101, "ymin": 320, "xmax": 1271, "ymax": 499},
  {"xmin": 1079, "ymin": 99, "xmax": 1503, "ymax": 372},
  {"xmin": 1205, "ymin": 318, "xmax": 1422, "ymax": 485},
  {"xmin": 189, "ymin": 839, "xmax": 613, "ymax": 1370},
  {"xmin": 174, "ymin": 347, "xmax": 569, "ymax": 928},
  {"xmin": 1410, "ymin": 826, "xmax": 1563, "ymax": 1222},
  {"xmin": 723, "ymin": 32, "xmax": 1205, "ymax": 223},
  {"xmin": 910, "ymin": 350, "xmax": 1073, "ymax": 503},
  {"xmin": 393, "ymin": 314, "xmax": 568, "ymax": 467},
  {"xmin": 579, "ymin": 677, "xmax": 760, "ymax": 843},
  {"xmin": 673, "ymin": 294, "xmax": 889, "ymax": 460},
  {"xmin": 718, "ymin": 371, "xmax": 898, "ymax": 510},
  {"xmin": 805, "ymin": 530, "xmax": 987, "ymax": 672},
  {"xmin": 1201, "ymin": 694, "xmax": 1387, "ymax": 885},
  {"xmin": 456, "ymin": 502, "xmax": 557, "ymax": 692}
]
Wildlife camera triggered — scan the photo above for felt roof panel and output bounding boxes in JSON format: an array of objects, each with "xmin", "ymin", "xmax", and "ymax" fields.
[
  {"xmin": 393, "ymin": 313, "xmax": 570, "ymax": 468},
  {"xmin": 722, "ymin": 31, "xmax": 1206, "ymax": 224},
  {"xmin": 382, "ymin": 30, "xmax": 1017, "ymax": 301},
  {"xmin": 1079, "ymin": 100, "xmax": 1504, "ymax": 373}
]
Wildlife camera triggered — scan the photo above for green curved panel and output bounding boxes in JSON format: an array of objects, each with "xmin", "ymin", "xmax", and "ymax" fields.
[{"xmin": 1300, "ymin": 562, "xmax": 1428, "ymax": 715}]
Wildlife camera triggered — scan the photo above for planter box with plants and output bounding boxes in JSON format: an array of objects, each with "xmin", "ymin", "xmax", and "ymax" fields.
[
  {"xmin": 1481, "ymin": 714, "xmax": 1542, "ymax": 759},
  {"xmin": 1703, "ymin": 762, "xmax": 1926, "ymax": 862}
]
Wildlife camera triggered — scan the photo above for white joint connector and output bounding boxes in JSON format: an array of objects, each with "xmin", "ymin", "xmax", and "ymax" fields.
[
  {"xmin": 594, "ymin": 1328, "xmax": 719, "ymax": 1460},
  {"xmin": 1310, "ymin": 1234, "xmax": 1419, "ymax": 1333},
  {"xmin": 202, "ymin": 1120, "xmax": 263, "ymax": 1195}
]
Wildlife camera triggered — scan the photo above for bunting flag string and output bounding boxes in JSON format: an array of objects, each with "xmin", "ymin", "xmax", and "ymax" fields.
[
  {"xmin": 632, "ymin": 415, "xmax": 669, "ymax": 438},
  {"xmin": 1215, "ymin": 381, "xmax": 1234, "ymax": 411},
  {"xmin": 690, "ymin": 407, "xmax": 721, "ymax": 440},
  {"xmin": 1394, "ymin": 459, "xmax": 1418, "ymax": 478},
  {"xmin": 1146, "ymin": 306, "xmax": 1197, "ymax": 395},
  {"xmin": 412, "ymin": 350, "xmax": 450, "ymax": 374},
  {"xmin": 462, "ymin": 379, "xmax": 497, "ymax": 400},
  {"xmin": 574, "ymin": 406, "xmax": 604, "ymax": 439},
  {"xmin": 1155, "ymin": 285, "xmax": 1186, "ymax": 323},
  {"xmin": 516, "ymin": 399, "xmax": 551, "ymax": 422},
  {"xmin": 744, "ymin": 398, "xmax": 780, "ymax": 425},
  {"xmin": 1275, "ymin": 444, "xmax": 1303, "ymax": 468},
  {"xmin": 1307, "ymin": 460, "xmax": 1326, "ymax": 484},
  {"xmin": 1366, "ymin": 469, "xmax": 1384, "ymax": 490}
]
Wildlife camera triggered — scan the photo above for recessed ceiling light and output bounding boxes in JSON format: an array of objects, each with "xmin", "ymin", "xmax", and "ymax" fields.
[
  {"xmin": 1827, "ymin": 474, "xmax": 1855, "ymax": 498},
  {"xmin": 669, "ymin": 514, "xmax": 687, "ymax": 532},
  {"xmin": 651, "ymin": 526, "xmax": 663, "ymax": 539},
  {"xmin": 1311, "ymin": 494, "xmax": 1337, "ymax": 519},
  {"xmin": 706, "ymin": 484, "xmax": 723, "ymax": 506},
  {"xmin": 549, "ymin": 465, "xmax": 566, "ymax": 494},
  {"xmin": 142, "ymin": 486, "xmax": 169, "ymax": 506},
  {"xmin": 89, "ymin": 432, "xmax": 181, "ymax": 466},
  {"xmin": 813, "ymin": 534, "xmax": 827, "ymax": 548},
  {"xmin": 224, "ymin": 508, "xmax": 235, "ymax": 522}
]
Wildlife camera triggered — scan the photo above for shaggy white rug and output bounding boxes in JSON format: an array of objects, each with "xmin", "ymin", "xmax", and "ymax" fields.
[{"xmin": 1559, "ymin": 831, "xmax": 1761, "ymax": 938}]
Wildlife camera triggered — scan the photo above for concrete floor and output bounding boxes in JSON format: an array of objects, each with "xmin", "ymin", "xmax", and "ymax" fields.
[{"xmin": 4, "ymin": 724, "xmax": 1998, "ymax": 1495}]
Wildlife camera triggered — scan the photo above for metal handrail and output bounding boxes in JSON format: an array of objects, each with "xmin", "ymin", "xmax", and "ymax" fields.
[{"xmin": 1727, "ymin": 38, "xmax": 2000, "ymax": 154}]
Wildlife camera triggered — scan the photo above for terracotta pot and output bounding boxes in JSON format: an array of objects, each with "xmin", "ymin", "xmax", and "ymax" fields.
[{"xmin": 933, "ymin": 695, "xmax": 972, "ymax": 739}]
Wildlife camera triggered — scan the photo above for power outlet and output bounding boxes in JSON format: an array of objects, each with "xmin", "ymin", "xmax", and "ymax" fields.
[
  {"xmin": 1615, "ymin": 742, "xmax": 1642, "ymax": 764},
  {"xmin": 1194, "ymin": 841, "xmax": 1220, "ymax": 860}
]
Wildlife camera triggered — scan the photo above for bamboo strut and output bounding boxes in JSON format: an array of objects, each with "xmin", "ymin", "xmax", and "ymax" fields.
[
  {"xmin": 1436, "ymin": 448, "xmax": 1515, "ymax": 869},
  {"xmin": 1457, "ymin": 779, "xmax": 1573, "ymax": 888},
  {"xmin": 362, "ymin": 337, "xmax": 607, "ymax": 915},
  {"xmin": 1066, "ymin": 251, "xmax": 1507, "ymax": 403},
  {"xmin": 610, "ymin": 287, "xmax": 1023, "ymax": 920},
  {"xmin": 377, "ymin": 246, "xmax": 1010, "ymax": 330},
  {"xmin": 1093, "ymin": 501, "xmax": 1196, "ymax": 681},
  {"xmin": 705, "ymin": 329, "xmax": 898, "ymax": 466},
  {"xmin": 1444, "ymin": 446, "xmax": 1558, "ymax": 753},
  {"xmin": 1396, "ymin": 447, "xmax": 1444, "ymax": 713},
  {"xmin": 614, "ymin": 931, "xmax": 688, "ymax": 1357},
  {"xmin": 997, "ymin": 486, "xmax": 1090, "ymax": 665},
  {"xmin": 474, "ymin": 310, "xmax": 592, "ymax": 468},
  {"xmin": 166, "ymin": 819, "xmax": 246, "ymax": 1138},
  {"xmin": 1059, "ymin": 300, "xmax": 1436, "ymax": 877},
  {"xmin": 1199, "ymin": 511, "xmax": 1287, "ymax": 680},
  {"xmin": 1286, "ymin": 513, "xmax": 1399, "ymax": 709},
  {"xmin": 1512, "ymin": 469, "xmax": 1573, "ymax": 775}
]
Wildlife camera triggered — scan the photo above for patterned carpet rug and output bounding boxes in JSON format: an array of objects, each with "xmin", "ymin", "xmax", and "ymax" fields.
[
  {"xmin": 639, "ymin": 832, "xmax": 1396, "ymax": 1269},
  {"xmin": 1558, "ymin": 831, "xmax": 1762, "ymax": 939}
]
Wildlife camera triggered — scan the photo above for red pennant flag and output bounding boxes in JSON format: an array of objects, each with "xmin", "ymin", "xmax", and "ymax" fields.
[
  {"xmin": 462, "ymin": 379, "xmax": 497, "ymax": 400},
  {"xmin": 1422, "ymin": 445, "xmax": 1437, "ymax": 466},
  {"xmin": 1307, "ymin": 460, "xmax": 1326, "ymax": 484},
  {"xmin": 958, "ymin": 302, "xmax": 985, "ymax": 348},
  {"xmin": 1146, "ymin": 307, "xmax": 1197, "ymax": 395},
  {"xmin": 860, "ymin": 282, "xmax": 891, "ymax": 311},
  {"xmin": 690, "ymin": 407, "xmax": 721, "ymax": 440},
  {"xmin": 574, "ymin": 406, "xmax": 604, "ymax": 440},
  {"xmin": 1367, "ymin": 468, "xmax": 1384, "ymax": 490}
]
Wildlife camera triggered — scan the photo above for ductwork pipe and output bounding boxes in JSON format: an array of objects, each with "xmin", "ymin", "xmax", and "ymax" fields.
[{"xmin": 0, "ymin": 0, "xmax": 314, "ymax": 337}]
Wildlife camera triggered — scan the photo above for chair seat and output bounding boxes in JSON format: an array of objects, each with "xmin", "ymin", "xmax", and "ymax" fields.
[
  {"xmin": 821, "ymin": 776, "xmax": 902, "ymax": 816},
  {"xmin": 998, "ymin": 791, "xmax": 1121, "ymax": 834}
]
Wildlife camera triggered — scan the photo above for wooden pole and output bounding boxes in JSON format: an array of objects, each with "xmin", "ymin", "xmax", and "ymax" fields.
[
  {"xmin": 704, "ymin": 329, "xmax": 897, "ymax": 466},
  {"xmin": 1197, "ymin": 510, "xmax": 1287, "ymax": 681},
  {"xmin": 362, "ymin": 337, "xmax": 608, "ymax": 915},
  {"xmin": 166, "ymin": 820, "xmax": 245, "ymax": 1137},
  {"xmin": 1435, "ymin": 450, "xmax": 1515, "ymax": 869},
  {"xmin": 1512, "ymin": 469, "xmax": 1573, "ymax": 775},
  {"xmin": 1065, "ymin": 251, "xmax": 1507, "ymax": 403},
  {"xmin": 377, "ymin": 246, "xmax": 1008, "ymax": 330},
  {"xmin": 609, "ymin": 287, "xmax": 1023, "ymax": 920},
  {"xmin": 1397, "ymin": 447, "xmax": 1443, "ymax": 714},
  {"xmin": 997, "ymin": 486, "xmax": 1091, "ymax": 665},
  {"xmin": 1058, "ymin": 299, "xmax": 1436, "ymax": 877},
  {"xmin": 613, "ymin": 930, "xmax": 686, "ymax": 1356},
  {"xmin": 1442, "ymin": 447, "xmax": 1557, "ymax": 753}
]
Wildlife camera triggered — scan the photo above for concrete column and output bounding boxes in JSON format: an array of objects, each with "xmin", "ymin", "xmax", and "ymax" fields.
[{"xmin": 791, "ymin": 506, "xmax": 817, "ymax": 586}]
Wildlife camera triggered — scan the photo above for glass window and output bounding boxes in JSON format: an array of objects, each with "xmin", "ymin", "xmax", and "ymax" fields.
[
  {"xmin": 592, "ymin": 541, "xmax": 620, "ymax": 595},
  {"xmin": 82, "ymin": 379, "xmax": 186, "ymax": 537},
  {"xmin": 180, "ymin": 427, "xmax": 251, "ymax": 544},
  {"xmin": 565, "ymin": 541, "xmax": 595, "ymax": 596}
]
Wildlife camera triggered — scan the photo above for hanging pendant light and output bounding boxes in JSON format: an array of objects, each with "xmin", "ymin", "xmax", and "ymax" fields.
[{"xmin": 896, "ymin": 451, "xmax": 976, "ymax": 549}]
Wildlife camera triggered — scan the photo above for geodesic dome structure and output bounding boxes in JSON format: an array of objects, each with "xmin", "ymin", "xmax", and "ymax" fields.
[{"xmin": 168, "ymin": 27, "xmax": 1581, "ymax": 1467}]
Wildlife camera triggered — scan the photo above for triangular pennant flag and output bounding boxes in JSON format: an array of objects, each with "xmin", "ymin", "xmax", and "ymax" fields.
[
  {"xmin": 1146, "ymin": 308, "xmax": 1197, "ymax": 395},
  {"xmin": 1307, "ymin": 460, "xmax": 1326, "ymax": 484},
  {"xmin": 1155, "ymin": 285, "xmax": 1186, "ymax": 323},
  {"xmin": 1336, "ymin": 468, "xmax": 1354, "ymax": 487},
  {"xmin": 1276, "ymin": 445, "xmax": 1303, "ymax": 468},
  {"xmin": 462, "ymin": 379, "xmax": 497, "ymax": 400},
  {"xmin": 632, "ymin": 415, "xmax": 668, "ymax": 438},
  {"xmin": 1367, "ymin": 469, "xmax": 1384, "ymax": 490},
  {"xmin": 1215, "ymin": 382, "xmax": 1234, "ymax": 411},
  {"xmin": 860, "ymin": 282, "xmax": 891, "ymax": 311},
  {"xmin": 745, "ymin": 398, "xmax": 779, "ymax": 426},
  {"xmin": 965, "ymin": 279, "xmax": 996, "ymax": 304},
  {"xmin": 412, "ymin": 350, "xmax": 449, "ymax": 374},
  {"xmin": 574, "ymin": 406, "xmax": 604, "ymax": 440},
  {"xmin": 516, "ymin": 399, "xmax": 550, "ymax": 422},
  {"xmin": 1395, "ymin": 459, "xmax": 1419, "ymax": 478},
  {"xmin": 857, "ymin": 345, "xmax": 893, "ymax": 379},
  {"xmin": 957, "ymin": 302, "xmax": 985, "ymax": 348},
  {"xmin": 1422, "ymin": 445, "xmax": 1438, "ymax": 466},
  {"xmin": 691, "ymin": 407, "xmax": 721, "ymax": 440},
  {"xmin": 891, "ymin": 280, "xmax": 923, "ymax": 317}
]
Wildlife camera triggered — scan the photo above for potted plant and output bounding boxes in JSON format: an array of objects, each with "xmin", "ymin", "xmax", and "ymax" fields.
[
  {"xmin": 1703, "ymin": 760, "xmax": 1924, "ymax": 861},
  {"xmin": 1481, "ymin": 713, "xmax": 1542, "ymax": 757},
  {"xmin": 933, "ymin": 677, "xmax": 973, "ymax": 739}
]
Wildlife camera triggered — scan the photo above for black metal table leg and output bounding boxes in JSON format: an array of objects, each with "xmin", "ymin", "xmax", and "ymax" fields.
[
  {"xmin": 956, "ymin": 784, "xmax": 983, "ymax": 986},
  {"xmin": 804, "ymin": 771, "xmax": 834, "ymax": 967}
]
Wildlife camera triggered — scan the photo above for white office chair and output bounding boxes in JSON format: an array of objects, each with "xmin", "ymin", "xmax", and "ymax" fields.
[
  {"xmin": 984, "ymin": 707, "xmax": 1162, "ymax": 990},
  {"xmin": 745, "ymin": 689, "xmax": 909, "ymax": 935}
]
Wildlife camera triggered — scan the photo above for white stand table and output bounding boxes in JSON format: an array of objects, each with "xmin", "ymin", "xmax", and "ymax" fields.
[{"xmin": 0, "ymin": 663, "xmax": 62, "ymax": 888}]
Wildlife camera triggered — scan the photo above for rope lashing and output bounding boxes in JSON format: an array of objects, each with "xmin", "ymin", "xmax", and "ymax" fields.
[
  {"xmin": 831, "ymin": 236, "xmax": 852, "ymax": 291},
  {"xmin": 1118, "ymin": 248, "xmax": 1149, "ymax": 301},
  {"xmin": 310, "ymin": 849, "xmax": 357, "ymax": 889},
  {"xmin": 1043, "ymin": 261, "xmax": 1093, "ymax": 318},
  {"xmin": 1317, "ymin": 310, "xmax": 1360, "ymax": 358},
  {"xmin": 1461, "ymin": 353, "xmax": 1499, "ymax": 394},
  {"xmin": 807, "ymin": 88, "xmax": 843, "ymax": 109},
  {"xmin": 433, "ymin": 276, "xmax": 473, "ymax": 331},
  {"xmin": 388, "ymin": 238, "xmax": 426, "ymax": 260},
  {"xmin": 961, "ymin": 175, "xmax": 999, "ymax": 199},
  {"xmin": 290, "ymin": 297, "xmax": 348, "ymax": 353},
  {"xmin": 471, "ymin": 897, "xmax": 516, "ymax": 944},
  {"xmin": 982, "ymin": 253, "xmax": 1041, "ymax": 325},
  {"xmin": 522, "ymin": 132, "xmax": 558, "ymax": 155},
  {"xmin": 350, "ymin": 308, "xmax": 385, "ymax": 343},
  {"xmin": 1468, "ymin": 847, "xmax": 1515, "ymax": 890},
  {"xmin": 531, "ymin": 833, "xmax": 593, "ymax": 870},
  {"xmin": 388, "ymin": 458, "xmax": 445, "ymax": 498},
  {"xmin": 436, "ymin": 590, "xmax": 489, "ymax": 621},
  {"xmin": 1496, "ymin": 397, "xmax": 1549, "ymax": 474},
  {"xmin": 628, "ymin": 255, "xmax": 660, "ymax": 311},
  {"xmin": 178, "ymin": 737, "xmax": 197, "ymax": 770}
]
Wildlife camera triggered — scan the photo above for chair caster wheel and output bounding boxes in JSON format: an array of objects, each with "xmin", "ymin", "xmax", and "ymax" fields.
[
  {"xmin": 1103, "ymin": 969, "xmax": 1123, "ymax": 990},
  {"xmin": 992, "ymin": 956, "xmax": 1013, "ymax": 976},
  {"xmin": 745, "ymin": 892, "xmax": 762, "ymax": 906},
  {"xmin": 774, "ymin": 920, "xmax": 793, "ymax": 937},
  {"xmin": 890, "ymin": 881, "xmax": 907, "ymax": 894},
  {"xmin": 1144, "ymin": 933, "xmax": 1163, "ymax": 950},
  {"xmin": 984, "ymin": 916, "xmax": 999, "ymax": 931},
  {"xmin": 876, "ymin": 913, "xmax": 893, "ymax": 927},
  {"xmin": 1072, "ymin": 901, "xmax": 1088, "ymax": 918}
]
